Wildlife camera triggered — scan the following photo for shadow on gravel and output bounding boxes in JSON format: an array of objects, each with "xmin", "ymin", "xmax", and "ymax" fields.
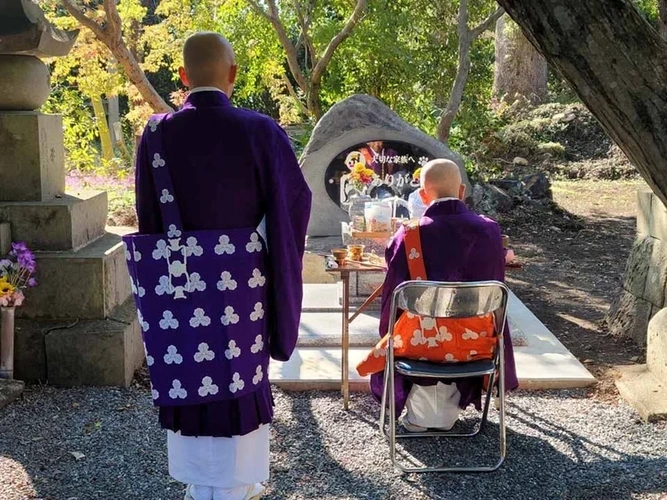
[{"xmin": 268, "ymin": 391, "xmax": 667, "ymax": 500}]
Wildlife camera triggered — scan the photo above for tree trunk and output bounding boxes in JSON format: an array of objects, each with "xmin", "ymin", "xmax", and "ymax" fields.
[
  {"xmin": 91, "ymin": 95, "xmax": 114, "ymax": 161},
  {"xmin": 496, "ymin": 0, "xmax": 667, "ymax": 208},
  {"xmin": 493, "ymin": 14, "xmax": 548, "ymax": 104},
  {"xmin": 437, "ymin": 31, "xmax": 472, "ymax": 143},
  {"xmin": 660, "ymin": 0, "xmax": 667, "ymax": 41}
]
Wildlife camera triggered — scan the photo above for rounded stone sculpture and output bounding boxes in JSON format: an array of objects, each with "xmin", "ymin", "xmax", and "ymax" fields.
[{"xmin": 0, "ymin": 55, "xmax": 51, "ymax": 111}]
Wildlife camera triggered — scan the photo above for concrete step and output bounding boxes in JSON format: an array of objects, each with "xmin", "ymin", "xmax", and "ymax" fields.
[
  {"xmin": 0, "ymin": 190, "xmax": 108, "ymax": 251},
  {"xmin": 19, "ymin": 229, "xmax": 132, "ymax": 320}
]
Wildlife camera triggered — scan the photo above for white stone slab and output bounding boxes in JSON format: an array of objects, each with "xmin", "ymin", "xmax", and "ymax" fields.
[
  {"xmin": 269, "ymin": 347, "xmax": 370, "ymax": 391},
  {"xmin": 302, "ymin": 283, "xmax": 343, "ymax": 312},
  {"xmin": 298, "ymin": 311, "xmax": 378, "ymax": 347},
  {"xmin": 287, "ymin": 284, "xmax": 596, "ymax": 390},
  {"xmin": 507, "ymin": 290, "xmax": 596, "ymax": 388}
]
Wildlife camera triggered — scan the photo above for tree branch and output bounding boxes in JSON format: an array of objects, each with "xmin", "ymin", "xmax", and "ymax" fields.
[
  {"xmin": 282, "ymin": 73, "xmax": 310, "ymax": 117},
  {"xmin": 249, "ymin": 0, "xmax": 308, "ymax": 92},
  {"xmin": 470, "ymin": 6, "xmax": 505, "ymax": 39},
  {"xmin": 103, "ymin": 0, "xmax": 123, "ymax": 44},
  {"xmin": 311, "ymin": 0, "xmax": 367, "ymax": 84},
  {"xmin": 61, "ymin": 0, "xmax": 106, "ymax": 40},
  {"xmin": 294, "ymin": 0, "xmax": 317, "ymax": 71}
]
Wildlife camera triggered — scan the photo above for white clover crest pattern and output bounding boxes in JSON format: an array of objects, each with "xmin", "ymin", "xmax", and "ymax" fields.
[
  {"xmin": 148, "ymin": 120, "xmax": 159, "ymax": 132},
  {"xmin": 247, "ymin": 268, "xmax": 266, "ymax": 288},
  {"xmin": 373, "ymin": 346, "xmax": 387, "ymax": 358},
  {"xmin": 169, "ymin": 260, "xmax": 187, "ymax": 277},
  {"xmin": 152, "ymin": 240, "xmax": 169, "ymax": 260},
  {"xmin": 137, "ymin": 310, "xmax": 149, "ymax": 332},
  {"xmin": 163, "ymin": 345, "xmax": 183, "ymax": 365},
  {"xmin": 221, "ymin": 306, "xmax": 240, "ymax": 326},
  {"xmin": 252, "ymin": 365, "xmax": 264, "ymax": 385},
  {"xmin": 124, "ymin": 244, "xmax": 132, "ymax": 261},
  {"xmin": 214, "ymin": 235, "xmax": 235, "ymax": 255},
  {"xmin": 246, "ymin": 233, "xmax": 263, "ymax": 253},
  {"xmin": 467, "ymin": 350, "xmax": 478, "ymax": 360},
  {"xmin": 167, "ymin": 224, "xmax": 182, "ymax": 238},
  {"xmin": 217, "ymin": 271, "xmax": 238, "ymax": 291},
  {"xmin": 229, "ymin": 372, "xmax": 245, "ymax": 393},
  {"xmin": 437, "ymin": 326, "xmax": 453, "ymax": 342},
  {"xmin": 169, "ymin": 380, "xmax": 187, "ymax": 399},
  {"xmin": 250, "ymin": 302, "xmax": 265, "ymax": 321},
  {"xmin": 462, "ymin": 329, "xmax": 479, "ymax": 340},
  {"xmin": 393, "ymin": 334, "xmax": 404, "ymax": 349},
  {"xmin": 194, "ymin": 343, "xmax": 215, "ymax": 362},
  {"xmin": 151, "ymin": 387, "xmax": 159, "ymax": 400},
  {"xmin": 185, "ymin": 273, "xmax": 206, "ymax": 293},
  {"xmin": 146, "ymin": 354, "xmax": 154, "ymax": 367},
  {"xmin": 159, "ymin": 310, "xmax": 179, "ymax": 330},
  {"xmin": 133, "ymin": 249, "xmax": 142, "ymax": 262},
  {"xmin": 189, "ymin": 308, "xmax": 211, "ymax": 328},
  {"xmin": 408, "ymin": 248, "xmax": 420, "ymax": 260},
  {"xmin": 198, "ymin": 376, "xmax": 219, "ymax": 397},
  {"xmin": 152, "ymin": 153, "xmax": 165, "ymax": 169},
  {"xmin": 160, "ymin": 189, "xmax": 174, "ymax": 204},
  {"xmin": 225, "ymin": 340, "xmax": 241, "ymax": 359},
  {"xmin": 184, "ymin": 237, "xmax": 203, "ymax": 257},
  {"xmin": 155, "ymin": 275, "xmax": 174, "ymax": 296},
  {"xmin": 420, "ymin": 317, "xmax": 437, "ymax": 331},
  {"xmin": 444, "ymin": 353, "xmax": 456, "ymax": 362},
  {"xmin": 250, "ymin": 335, "xmax": 264, "ymax": 354},
  {"xmin": 410, "ymin": 329, "xmax": 426, "ymax": 347}
]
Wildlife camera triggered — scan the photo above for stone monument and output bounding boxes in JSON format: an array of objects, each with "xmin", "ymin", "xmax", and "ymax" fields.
[
  {"xmin": 0, "ymin": 0, "xmax": 143, "ymax": 387},
  {"xmin": 611, "ymin": 187, "xmax": 667, "ymax": 421},
  {"xmin": 301, "ymin": 94, "xmax": 472, "ymax": 237}
]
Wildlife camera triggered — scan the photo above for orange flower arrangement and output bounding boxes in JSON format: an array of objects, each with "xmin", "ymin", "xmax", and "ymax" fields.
[{"xmin": 349, "ymin": 162, "xmax": 376, "ymax": 192}]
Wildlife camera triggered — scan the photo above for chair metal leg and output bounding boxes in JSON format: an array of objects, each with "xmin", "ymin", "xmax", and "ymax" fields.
[
  {"xmin": 388, "ymin": 358, "xmax": 397, "ymax": 467},
  {"xmin": 379, "ymin": 364, "xmax": 390, "ymax": 438},
  {"xmin": 389, "ymin": 360, "xmax": 507, "ymax": 473}
]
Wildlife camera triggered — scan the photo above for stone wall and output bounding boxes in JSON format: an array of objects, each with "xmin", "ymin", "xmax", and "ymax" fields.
[{"xmin": 605, "ymin": 188, "xmax": 667, "ymax": 346}]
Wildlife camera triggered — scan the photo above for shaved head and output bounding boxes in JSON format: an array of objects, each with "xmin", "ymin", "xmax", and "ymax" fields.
[
  {"xmin": 179, "ymin": 32, "xmax": 237, "ymax": 95},
  {"xmin": 420, "ymin": 159, "xmax": 465, "ymax": 202}
]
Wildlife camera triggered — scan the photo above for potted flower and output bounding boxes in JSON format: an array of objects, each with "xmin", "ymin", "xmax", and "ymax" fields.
[{"xmin": 0, "ymin": 242, "xmax": 37, "ymax": 379}]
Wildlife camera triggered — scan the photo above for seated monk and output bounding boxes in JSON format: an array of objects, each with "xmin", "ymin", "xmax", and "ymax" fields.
[{"xmin": 357, "ymin": 159, "xmax": 519, "ymax": 432}]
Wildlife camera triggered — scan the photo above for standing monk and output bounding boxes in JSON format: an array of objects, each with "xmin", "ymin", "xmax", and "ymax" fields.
[{"xmin": 131, "ymin": 33, "xmax": 311, "ymax": 500}]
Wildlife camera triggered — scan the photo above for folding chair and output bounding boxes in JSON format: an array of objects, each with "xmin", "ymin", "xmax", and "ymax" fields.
[{"xmin": 379, "ymin": 280, "xmax": 510, "ymax": 473}]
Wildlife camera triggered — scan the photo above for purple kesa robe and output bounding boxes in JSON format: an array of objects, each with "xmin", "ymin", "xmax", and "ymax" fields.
[
  {"xmin": 370, "ymin": 199, "xmax": 519, "ymax": 416},
  {"xmin": 135, "ymin": 90, "xmax": 312, "ymax": 437}
]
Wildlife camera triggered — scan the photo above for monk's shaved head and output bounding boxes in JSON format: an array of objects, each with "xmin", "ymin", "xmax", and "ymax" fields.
[
  {"xmin": 420, "ymin": 159, "xmax": 465, "ymax": 201},
  {"xmin": 179, "ymin": 32, "xmax": 237, "ymax": 94}
]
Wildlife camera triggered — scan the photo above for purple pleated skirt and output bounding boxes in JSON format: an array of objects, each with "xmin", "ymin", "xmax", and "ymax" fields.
[{"xmin": 159, "ymin": 381, "xmax": 273, "ymax": 438}]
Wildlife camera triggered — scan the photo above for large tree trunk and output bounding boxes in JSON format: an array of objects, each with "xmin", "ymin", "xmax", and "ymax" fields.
[
  {"xmin": 496, "ymin": 0, "xmax": 667, "ymax": 208},
  {"xmin": 660, "ymin": 0, "xmax": 667, "ymax": 41},
  {"xmin": 492, "ymin": 14, "xmax": 548, "ymax": 104}
]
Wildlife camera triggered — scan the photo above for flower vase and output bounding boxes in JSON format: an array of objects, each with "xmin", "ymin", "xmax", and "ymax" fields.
[
  {"xmin": 347, "ymin": 193, "xmax": 372, "ymax": 230},
  {"xmin": 0, "ymin": 306, "xmax": 15, "ymax": 379}
]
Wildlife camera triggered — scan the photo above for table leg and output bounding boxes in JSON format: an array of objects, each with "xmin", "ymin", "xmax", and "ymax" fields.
[
  {"xmin": 349, "ymin": 283, "xmax": 383, "ymax": 323},
  {"xmin": 342, "ymin": 271, "xmax": 350, "ymax": 410}
]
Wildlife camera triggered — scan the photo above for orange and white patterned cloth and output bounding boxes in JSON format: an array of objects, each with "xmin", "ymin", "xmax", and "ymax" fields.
[{"xmin": 356, "ymin": 222, "xmax": 497, "ymax": 377}]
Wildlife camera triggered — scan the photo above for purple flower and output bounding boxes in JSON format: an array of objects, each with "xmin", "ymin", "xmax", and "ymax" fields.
[
  {"xmin": 11, "ymin": 242, "xmax": 27, "ymax": 253},
  {"xmin": 17, "ymin": 252, "xmax": 35, "ymax": 270},
  {"xmin": 27, "ymin": 278, "xmax": 37, "ymax": 287},
  {"xmin": 0, "ymin": 259, "xmax": 11, "ymax": 270}
]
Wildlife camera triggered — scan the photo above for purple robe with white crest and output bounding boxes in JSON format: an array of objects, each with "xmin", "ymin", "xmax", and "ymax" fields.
[
  {"xmin": 132, "ymin": 90, "xmax": 311, "ymax": 438},
  {"xmin": 371, "ymin": 199, "xmax": 519, "ymax": 415}
]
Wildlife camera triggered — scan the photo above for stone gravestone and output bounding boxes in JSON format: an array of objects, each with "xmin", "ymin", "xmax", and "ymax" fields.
[
  {"xmin": 0, "ymin": 0, "xmax": 143, "ymax": 387},
  {"xmin": 301, "ymin": 94, "xmax": 471, "ymax": 237},
  {"xmin": 611, "ymin": 187, "xmax": 667, "ymax": 420}
]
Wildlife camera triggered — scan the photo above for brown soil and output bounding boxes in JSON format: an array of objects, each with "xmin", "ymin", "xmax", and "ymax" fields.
[{"xmin": 500, "ymin": 179, "xmax": 647, "ymax": 401}]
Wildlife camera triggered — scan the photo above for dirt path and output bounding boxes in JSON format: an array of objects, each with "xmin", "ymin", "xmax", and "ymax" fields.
[{"xmin": 501, "ymin": 179, "xmax": 646, "ymax": 398}]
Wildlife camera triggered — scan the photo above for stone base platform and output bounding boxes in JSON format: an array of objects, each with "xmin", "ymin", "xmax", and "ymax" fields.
[
  {"xmin": 14, "ymin": 298, "xmax": 143, "ymax": 387},
  {"xmin": 0, "ymin": 379, "xmax": 24, "ymax": 410},
  {"xmin": 269, "ymin": 284, "xmax": 596, "ymax": 391},
  {"xmin": 615, "ymin": 364, "xmax": 667, "ymax": 422}
]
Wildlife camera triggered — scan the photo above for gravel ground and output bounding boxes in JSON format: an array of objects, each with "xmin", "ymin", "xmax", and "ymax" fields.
[{"xmin": 1, "ymin": 386, "xmax": 666, "ymax": 500}]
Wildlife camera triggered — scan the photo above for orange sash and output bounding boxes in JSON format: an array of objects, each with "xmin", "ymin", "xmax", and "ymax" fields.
[{"xmin": 356, "ymin": 223, "xmax": 497, "ymax": 376}]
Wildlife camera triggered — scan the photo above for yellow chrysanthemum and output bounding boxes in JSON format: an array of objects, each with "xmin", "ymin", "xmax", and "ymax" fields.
[
  {"xmin": 353, "ymin": 162, "xmax": 366, "ymax": 172},
  {"xmin": 0, "ymin": 278, "xmax": 14, "ymax": 295},
  {"xmin": 413, "ymin": 168, "xmax": 422, "ymax": 181}
]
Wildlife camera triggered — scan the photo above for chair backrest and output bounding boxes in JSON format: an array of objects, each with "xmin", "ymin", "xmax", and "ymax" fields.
[{"xmin": 388, "ymin": 280, "xmax": 510, "ymax": 337}]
